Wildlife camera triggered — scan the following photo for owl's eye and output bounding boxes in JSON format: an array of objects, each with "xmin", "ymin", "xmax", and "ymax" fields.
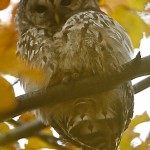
[
  {"xmin": 35, "ymin": 5, "xmax": 47, "ymax": 13},
  {"xmin": 61, "ymin": 0, "xmax": 72, "ymax": 6}
]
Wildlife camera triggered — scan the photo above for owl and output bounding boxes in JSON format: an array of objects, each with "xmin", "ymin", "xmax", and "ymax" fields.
[{"xmin": 15, "ymin": 0, "xmax": 134, "ymax": 149}]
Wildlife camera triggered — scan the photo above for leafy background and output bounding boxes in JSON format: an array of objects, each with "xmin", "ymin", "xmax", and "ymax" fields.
[{"xmin": 0, "ymin": 0, "xmax": 150, "ymax": 149}]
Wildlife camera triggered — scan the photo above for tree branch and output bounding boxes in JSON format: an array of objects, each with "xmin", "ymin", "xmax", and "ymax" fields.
[
  {"xmin": 0, "ymin": 54, "xmax": 150, "ymax": 122},
  {"xmin": 0, "ymin": 54, "xmax": 150, "ymax": 146},
  {"xmin": 1, "ymin": 77, "xmax": 149, "ymax": 147},
  {"xmin": 133, "ymin": 76, "xmax": 150, "ymax": 94},
  {"xmin": 0, "ymin": 75, "xmax": 150, "ymax": 147},
  {"xmin": 0, "ymin": 120, "xmax": 67, "ymax": 149},
  {"xmin": 0, "ymin": 120, "xmax": 46, "ymax": 145}
]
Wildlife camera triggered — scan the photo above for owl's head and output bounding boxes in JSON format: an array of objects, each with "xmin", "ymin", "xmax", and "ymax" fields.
[{"xmin": 15, "ymin": 0, "xmax": 99, "ymax": 33}]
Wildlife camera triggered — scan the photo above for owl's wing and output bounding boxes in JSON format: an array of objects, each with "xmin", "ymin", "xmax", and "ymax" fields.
[
  {"xmin": 53, "ymin": 10, "xmax": 134, "ymax": 77},
  {"xmin": 41, "ymin": 10, "xmax": 134, "ymax": 149}
]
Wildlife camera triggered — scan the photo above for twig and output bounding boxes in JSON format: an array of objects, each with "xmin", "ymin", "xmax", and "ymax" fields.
[
  {"xmin": 5, "ymin": 119, "xmax": 67, "ymax": 149},
  {"xmin": 0, "ymin": 120, "xmax": 46, "ymax": 145},
  {"xmin": 0, "ymin": 54, "xmax": 150, "ymax": 122},
  {"xmin": 12, "ymin": 79, "xmax": 19, "ymax": 86},
  {"xmin": 7, "ymin": 119, "xmax": 21, "ymax": 127},
  {"xmin": 133, "ymin": 76, "xmax": 150, "ymax": 94}
]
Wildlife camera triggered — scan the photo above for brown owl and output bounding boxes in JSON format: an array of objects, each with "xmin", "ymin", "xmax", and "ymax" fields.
[{"xmin": 15, "ymin": 0, "xmax": 134, "ymax": 149}]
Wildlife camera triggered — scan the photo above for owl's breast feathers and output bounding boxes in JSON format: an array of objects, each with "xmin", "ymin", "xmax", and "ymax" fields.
[{"xmin": 17, "ymin": 10, "xmax": 134, "ymax": 150}]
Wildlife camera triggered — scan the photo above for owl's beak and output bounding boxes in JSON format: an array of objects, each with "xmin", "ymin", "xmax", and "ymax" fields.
[{"xmin": 54, "ymin": 12, "xmax": 60, "ymax": 24}]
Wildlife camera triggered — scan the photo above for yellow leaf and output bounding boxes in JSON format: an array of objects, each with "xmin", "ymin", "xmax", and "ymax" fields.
[
  {"xmin": 19, "ymin": 65, "xmax": 48, "ymax": 88},
  {"xmin": 25, "ymin": 137, "xmax": 55, "ymax": 149},
  {"xmin": 130, "ymin": 112, "xmax": 150, "ymax": 128},
  {"xmin": 110, "ymin": 6, "xmax": 145, "ymax": 47},
  {"xmin": 0, "ymin": 0, "xmax": 10, "ymax": 10},
  {"xmin": 0, "ymin": 122, "xmax": 9, "ymax": 133},
  {"xmin": 41, "ymin": 127, "xmax": 53, "ymax": 136},
  {"xmin": 0, "ymin": 25, "xmax": 18, "ymax": 76},
  {"xmin": 0, "ymin": 145, "xmax": 17, "ymax": 150},
  {"xmin": 66, "ymin": 144, "xmax": 81, "ymax": 150},
  {"xmin": 120, "ymin": 131, "xmax": 139, "ymax": 150},
  {"xmin": 128, "ymin": 0, "xmax": 149, "ymax": 11},
  {"xmin": 144, "ymin": 23, "xmax": 150, "ymax": 36},
  {"xmin": 135, "ymin": 141, "xmax": 150, "ymax": 150},
  {"xmin": 105, "ymin": 0, "xmax": 128, "ymax": 10},
  {"xmin": 0, "ymin": 76, "xmax": 16, "ymax": 113},
  {"xmin": 0, "ymin": 25, "xmax": 47, "ymax": 87},
  {"xmin": 120, "ymin": 112, "xmax": 150, "ymax": 150},
  {"xmin": 19, "ymin": 113, "xmax": 35, "ymax": 123},
  {"xmin": 99, "ymin": 0, "xmax": 107, "ymax": 5}
]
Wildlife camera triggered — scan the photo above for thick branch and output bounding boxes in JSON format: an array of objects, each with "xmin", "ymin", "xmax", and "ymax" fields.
[
  {"xmin": 0, "ymin": 77, "xmax": 150, "ymax": 147},
  {"xmin": 0, "ymin": 54, "xmax": 150, "ymax": 122},
  {"xmin": 0, "ymin": 54, "xmax": 150, "ymax": 146}
]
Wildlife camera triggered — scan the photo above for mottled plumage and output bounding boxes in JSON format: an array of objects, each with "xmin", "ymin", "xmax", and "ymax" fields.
[{"xmin": 15, "ymin": 0, "xmax": 134, "ymax": 149}]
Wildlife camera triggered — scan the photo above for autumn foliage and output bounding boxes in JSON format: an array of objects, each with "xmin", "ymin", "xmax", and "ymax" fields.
[
  {"xmin": 0, "ymin": 0, "xmax": 10, "ymax": 10},
  {"xmin": 0, "ymin": 0, "xmax": 150, "ymax": 149}
]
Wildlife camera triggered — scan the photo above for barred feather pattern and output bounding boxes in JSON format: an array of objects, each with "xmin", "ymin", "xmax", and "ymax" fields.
[{"xmin": 16, "ymin": 1, "xmax": 134, "ymax": 149}]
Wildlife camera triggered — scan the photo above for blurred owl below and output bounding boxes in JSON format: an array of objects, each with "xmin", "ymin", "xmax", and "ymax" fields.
[{"xmin": 15, "ymin": 0, "xmax": 134, "ymax": 149}]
